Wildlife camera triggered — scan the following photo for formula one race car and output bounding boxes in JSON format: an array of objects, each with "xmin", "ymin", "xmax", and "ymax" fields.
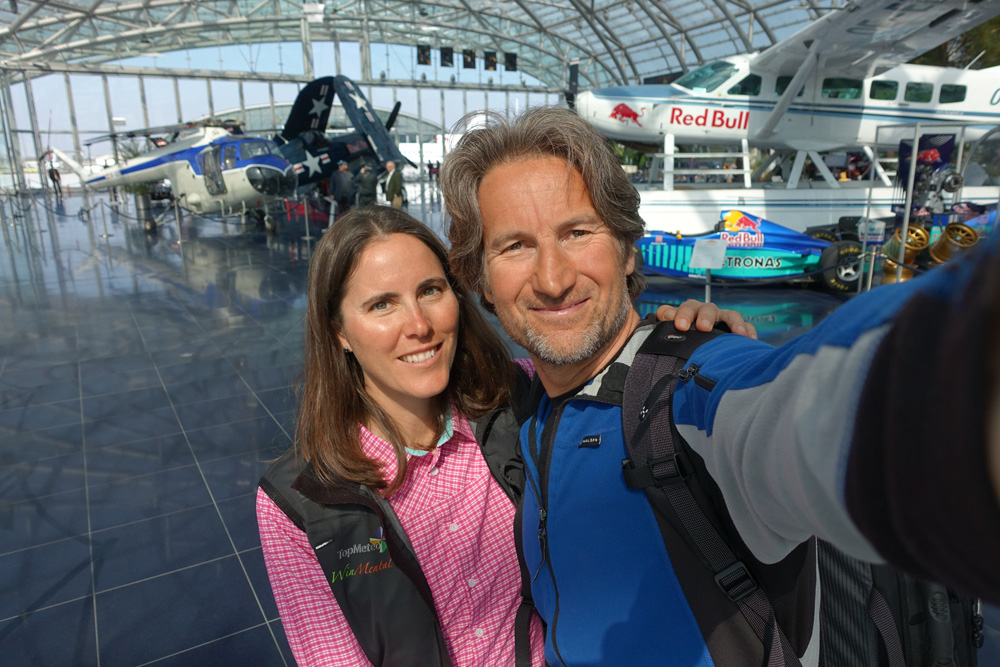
[{"xmin": 636, "ymin": 210, "xmax": 863, "ymax": 293}]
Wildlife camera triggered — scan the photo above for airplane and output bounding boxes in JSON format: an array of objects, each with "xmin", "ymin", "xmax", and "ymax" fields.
[
  {"xmin": 274, "ymin": 74, "xmax": 413, "ymax": 188},
  {"xmin": 52, "ymin": 121, "xmax": 297, "ymax": 227},
  {"xmin": 575, "ymin": 0, "xmax": 1000, "ymax": 180}
]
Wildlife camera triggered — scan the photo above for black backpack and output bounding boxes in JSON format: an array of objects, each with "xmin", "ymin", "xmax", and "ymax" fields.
[
  {"xmin": 619, "ymin": 321, "xmax": 983, "ymax": 667},
  {"xmin": 818, "ymin": 540, "xmax": 983, "ymax": 667}
]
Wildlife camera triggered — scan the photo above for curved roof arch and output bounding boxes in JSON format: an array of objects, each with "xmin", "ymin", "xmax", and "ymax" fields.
[{"xmin": 0, "ymin": 0, "xmax": 841, "ymax": 88}]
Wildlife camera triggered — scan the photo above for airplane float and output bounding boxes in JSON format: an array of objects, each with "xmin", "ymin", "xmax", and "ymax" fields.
[
  {"xmin": 52, "ymin": 122, "xmax": 297, "ymax": 227},
  {"xmin": 573, "ymin": 0, "xmax": 1000, "ymax": 233},
  {"xmin": 275, "ymin": 74, "xmax": 413, "ymax": 188},
  {"xmin": 576, "ymin": 0, "xmax": 1000, "ymax": 180}
]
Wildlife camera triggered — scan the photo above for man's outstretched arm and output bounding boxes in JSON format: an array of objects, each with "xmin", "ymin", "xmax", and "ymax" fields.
[
  {"xmin": 674, "ymin": 237, "xmax": 1000, "ymax": 601},
  {"xmin": 843, "ymin": 245, "xmax": 1000, "ymax": 599}
]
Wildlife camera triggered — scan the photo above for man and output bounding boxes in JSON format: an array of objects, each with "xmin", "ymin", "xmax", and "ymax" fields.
[
  {"xmin": 384, "ymin": 160, "xmax": 404, "ymax": 209},
  {"xmin": 354, "ymin": 162, "xmax": 379, "ymax": 207},
  {"xmin": 334, "ymin": 160, "xmax": 353, "ymax": 216},
  {"xmin": 440, "ymin": 107, "xmax": 1000, "ymax": 666}
]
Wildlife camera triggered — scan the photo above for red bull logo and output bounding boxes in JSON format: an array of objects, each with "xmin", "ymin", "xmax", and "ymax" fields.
[
  {"xmin": 610, "ymin": 103, "xmax": 645, "ymax": 127},
  {"xmin": 917, "ymin": 148, "xmax": 941, "ymax": 164},
  {"xmin": 723, "ymin": 211, "xmax": 760, "ymax": 233},
  {"xmin": 720, "ymin": 211, "xmax": 764, "ymax": 247}
]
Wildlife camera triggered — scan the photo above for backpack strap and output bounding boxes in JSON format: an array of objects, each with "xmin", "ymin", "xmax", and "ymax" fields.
[
  {"xmin": 621, "ymin": 321, "xmax": 802, "ymax": 667},
  {"xmin": 866, "ymin": 587, "xmax": 907, "ymax": 667},
  {"xmin": 471, "ymin": 361, "xmax": 540, "ymax": 667}
]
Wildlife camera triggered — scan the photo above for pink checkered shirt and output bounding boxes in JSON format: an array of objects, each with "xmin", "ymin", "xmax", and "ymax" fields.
[{"xmin": 257, "ymin": 401, "xmax": 545, "ymax": 666}]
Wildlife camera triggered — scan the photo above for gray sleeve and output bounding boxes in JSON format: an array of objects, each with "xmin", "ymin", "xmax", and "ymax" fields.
[{"xmin": 677, "ymin": 327, "xmax": 890, "ymax": 565}]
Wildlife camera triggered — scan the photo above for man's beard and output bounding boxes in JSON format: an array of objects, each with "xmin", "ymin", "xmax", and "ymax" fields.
[{"xmin": 497, "ymin": 279, "xmax": 632, "ymax": 366}]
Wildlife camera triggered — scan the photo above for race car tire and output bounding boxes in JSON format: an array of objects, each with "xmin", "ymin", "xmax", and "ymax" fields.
[
  {"xmin": 820, "ymin": 240, "xmax": 862, "ymax": 293},
  {"xmin": 808, "ymin": 229, "xmax": 839, "ymax": 243}
]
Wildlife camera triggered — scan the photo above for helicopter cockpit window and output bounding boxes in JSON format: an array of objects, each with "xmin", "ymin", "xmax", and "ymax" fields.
[
  {"xmin": 197, "ymin": 146, "xmax": 227, "ymax": 196},
  {"xmin": 241, "ymin": 141, "xmax": 272, "ymax": 159},
  {"xmin": 223, "ymin": 145, "xmax": 237, "ymax": 170},
  {"xmin": 674, "ymin": 62, "xmax": 739, "ymax": 93}
]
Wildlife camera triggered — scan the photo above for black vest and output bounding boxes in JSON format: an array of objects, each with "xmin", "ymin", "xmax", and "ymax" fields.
[{"xmin": 259, "ymin": 373, "xmax": 533, "ymax": 667}]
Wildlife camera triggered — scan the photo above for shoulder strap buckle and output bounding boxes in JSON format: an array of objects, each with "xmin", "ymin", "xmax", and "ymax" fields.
[
  {"xmin": 715, "ymin": 561, "xmax": 758, "ymax": 602},
  {"xmin": 622, "ymin": 451, "xmax": 691, "ymax": 488}
]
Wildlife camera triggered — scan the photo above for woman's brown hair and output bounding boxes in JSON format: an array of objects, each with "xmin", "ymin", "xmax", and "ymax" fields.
[{"xmin": 297, "ymin": 205, "xmax": 515, "ymax": 494}]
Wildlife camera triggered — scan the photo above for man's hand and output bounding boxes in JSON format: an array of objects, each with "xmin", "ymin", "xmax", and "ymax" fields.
[{"xmin": 655, "ymin": 300, "xmax": 757, "ymax": 339}]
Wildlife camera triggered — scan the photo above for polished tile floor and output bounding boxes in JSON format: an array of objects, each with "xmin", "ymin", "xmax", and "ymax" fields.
[{"xmin": 0, "ymin": 185, "xmax": 995, "ymax": 666}]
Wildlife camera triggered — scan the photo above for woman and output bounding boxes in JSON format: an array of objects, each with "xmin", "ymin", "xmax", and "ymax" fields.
[{"xmin": 257, "ymin": 206, "xmax": 752, "ymax": 666}]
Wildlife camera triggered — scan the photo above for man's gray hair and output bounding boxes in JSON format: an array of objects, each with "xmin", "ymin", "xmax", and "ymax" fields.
[{"xmin": 440, "ymin": 106, "xmax": 646, "ymax": 310}]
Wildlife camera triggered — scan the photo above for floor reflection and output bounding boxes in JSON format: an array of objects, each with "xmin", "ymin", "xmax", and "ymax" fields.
[{"xmin": 3, "ymin": 189, "xmax": 991, "ymax": 665}]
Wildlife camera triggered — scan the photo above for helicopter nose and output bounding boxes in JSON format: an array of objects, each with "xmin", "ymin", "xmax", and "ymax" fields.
[{"xmin": 247, "ymin": 166, "xmax": 294, "ymax": 196}]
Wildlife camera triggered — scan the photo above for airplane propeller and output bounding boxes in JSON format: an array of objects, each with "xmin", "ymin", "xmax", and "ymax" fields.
[{"xmin": 385, "ymin": 102, "xmax": 402, "ymax": 132}]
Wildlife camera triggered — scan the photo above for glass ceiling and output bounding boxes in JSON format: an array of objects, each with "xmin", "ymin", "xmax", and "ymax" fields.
[{"xmin": 0, "ymin": 0, "xmax": 842, "ymax": 89}]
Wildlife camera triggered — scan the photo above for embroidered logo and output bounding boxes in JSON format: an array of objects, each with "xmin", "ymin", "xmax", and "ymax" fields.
[
  {"xmin": 369, "ymin": 526, "xmax": 387, "ymax": 553},
  {"xmin": 333, "ymin": 528, "xmax": 387, "ymax": 559},
  {"xmin": 328, "ymin": 527, "xmax": 394, "ymax": 583},
  {"xmin": 331, "ymin": 557, "xmax": 393, "ymax": 583},
  {"xmin": 580, "ymin": 434, "xmax": 602, "ymax": 448}
]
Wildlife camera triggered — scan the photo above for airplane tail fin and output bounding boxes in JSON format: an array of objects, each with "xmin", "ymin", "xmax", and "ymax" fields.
[
  {"xmin": 276, "ymin": 77, "xmax": 335, "ymax": 145},
  {"xmin": 49, "ymin": 146, "xmax": 90, "ymax": 185},
  {"xmin": 334, "ymin": 75, "xmax": 413, "ymax": 167}
]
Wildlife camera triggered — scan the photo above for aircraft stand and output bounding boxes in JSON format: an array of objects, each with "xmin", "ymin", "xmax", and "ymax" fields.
[{"xmin": 98, "ymin": 199, "xmax": 113, "ymax": 238}]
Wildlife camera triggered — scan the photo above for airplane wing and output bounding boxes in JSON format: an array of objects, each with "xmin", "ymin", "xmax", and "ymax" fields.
[
  {"xmin": 334, "ymin": 75, "xmax": 413, "ymax": 167},
  {"xmin": 751, "ymin": 0, "xmax": 1000, "ymax": 79},
  {"xmin": 278, "ymin": 77, "xmax": 335, "ymax": 144}
]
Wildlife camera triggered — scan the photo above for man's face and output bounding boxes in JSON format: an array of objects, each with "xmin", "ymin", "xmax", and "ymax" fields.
[
  {"xmin": 339, "ymin": 164, "xmax": 347, "ymax": 172},
  {"xmin": 386, "ymin": 161, "xmax": 395, "ymax": 172},
  {"xmin": 477, "ymin": 155, "xmax": 633, "ymax": 366}
]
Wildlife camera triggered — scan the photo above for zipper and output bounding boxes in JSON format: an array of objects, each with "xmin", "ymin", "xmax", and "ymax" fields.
[
  {"xmin": 535, "ymin": 508, "xmax": 547, "ymax": 580},
  {"xmin": 526, "ymin": 402, "xmax": 570, "ymax": 667},
  {"xmin": 678, "ymin": 363, "xmax": 717, "ymax": 391}
]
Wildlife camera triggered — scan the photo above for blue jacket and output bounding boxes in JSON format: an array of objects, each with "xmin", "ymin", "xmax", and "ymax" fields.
[{"xmin": 520, "ymin": 237, "xmax": 1000, "ymax": 666}]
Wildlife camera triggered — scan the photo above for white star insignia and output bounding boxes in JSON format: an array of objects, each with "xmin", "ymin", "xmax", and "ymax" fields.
[
  {"xmin": 349, "ymin": 92, "xmax": 367, "ymax": 110},
  {"xmin": 301, "ymin": 151, "xmax": 322, "ymax": 176},
  {"xmin": 309, "ymin": 96, "xmax": 329, "ymax": 117}
]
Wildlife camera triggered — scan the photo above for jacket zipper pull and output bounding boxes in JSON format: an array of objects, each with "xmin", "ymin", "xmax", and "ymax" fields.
[
  {"xmin": 677, "ymin": 363, "xmax": 700, "ymax": 382},
  {"xmin": 533, "ymin": 508, "xmax": 547, "ymax": 581}
]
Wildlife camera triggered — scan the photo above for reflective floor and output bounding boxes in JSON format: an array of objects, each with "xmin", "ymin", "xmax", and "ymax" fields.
[{"xmin": 0, "ymin": 186, "xmax": 994, "ymax": 666}]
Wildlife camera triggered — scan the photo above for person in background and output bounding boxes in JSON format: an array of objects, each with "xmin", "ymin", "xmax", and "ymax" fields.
[
  {"xmin": 334, "ymin": 160, "xmax": 354, "ymax": 217},
  {"xmin": 257, "ymin": 205, "xmax": 755, "ymax": 667},
  {"xmin": 353, "ymin": 162, "xmax": 379, "ymax": 208},
  {"xmin": 385, "ymin": 160, "xmax": 404, "ymax": 209},
  {"xmin": 48, "ymin": 165, "xmax": 62, "ymax": 196}
]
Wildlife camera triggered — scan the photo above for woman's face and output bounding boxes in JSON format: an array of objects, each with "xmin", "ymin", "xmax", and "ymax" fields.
[{"xmin": 337, "ymin": 233, "xmax": 460, "ymax": 420}]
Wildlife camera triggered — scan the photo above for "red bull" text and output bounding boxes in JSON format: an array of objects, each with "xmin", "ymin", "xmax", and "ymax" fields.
[{"xmin": 669, "ymin": 108, "xmax": 749, "ymax": 130}]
